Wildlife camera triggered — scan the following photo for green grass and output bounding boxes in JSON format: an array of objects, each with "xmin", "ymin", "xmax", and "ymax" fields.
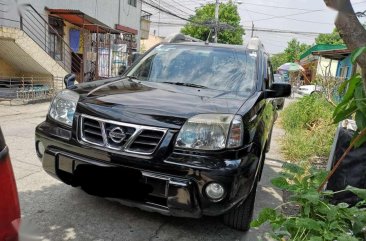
[{"xmin": 281, "ymin": 95, "xmax": 336, "ymax": 164}]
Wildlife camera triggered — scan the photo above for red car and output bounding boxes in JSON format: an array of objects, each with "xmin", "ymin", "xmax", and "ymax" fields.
[{"xmin": 0, "ymin": 127, "xmax": 20, "ymax": 241}]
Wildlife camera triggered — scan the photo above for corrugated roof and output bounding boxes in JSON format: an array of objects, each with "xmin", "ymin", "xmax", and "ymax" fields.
[{"xmin": 300, "ymin": 44, "xmax": 347, "ymax": 60}]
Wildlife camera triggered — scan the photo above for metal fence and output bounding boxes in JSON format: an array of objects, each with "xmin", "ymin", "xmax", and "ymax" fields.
[{"xmin": 0, "ymin": 76, "xmax": 64, "ymax": 103}]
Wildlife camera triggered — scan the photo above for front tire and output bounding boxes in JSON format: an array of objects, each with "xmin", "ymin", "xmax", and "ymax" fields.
[{"xmin": 222, "ymin": 181, "xmax": 258, "ymax": 231}]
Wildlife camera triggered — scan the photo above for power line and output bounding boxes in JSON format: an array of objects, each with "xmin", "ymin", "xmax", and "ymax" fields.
[
  {"xmin": 170, "ymin": 0, "xmax": 196, "ymax": 14},
  {"xmin": 246, "ymin": 8, "xmax": 332, "ymax": 25},
  {"xmin": 157, "ymin": 0, "xmax": 193, "ymax": 16},
  {"xmin": 151, "ymin": 21, "xmax": 326, "ymax": 36},
  {"xmin": 143, "ymin": 0, "xmax": 191, "ymax": 22},
  {"xmin": 240, "ymin": 2, "xmax": 322, "ymax": 11}
]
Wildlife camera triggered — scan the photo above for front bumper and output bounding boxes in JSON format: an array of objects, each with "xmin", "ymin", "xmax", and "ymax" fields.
[{"xmin": 35, "ymin": 122, "xmax": 259, "ymax": 218}]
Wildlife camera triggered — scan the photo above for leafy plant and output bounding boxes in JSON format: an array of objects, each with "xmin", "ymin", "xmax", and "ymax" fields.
[
  {"xmin": 253, "ymin": 47, "xmax": 366, "ymax": 241},
  {"xmin": 317, "ymin": 46, "xmax": 366, "ymax": 192},
  {"xmin": 270, "ymin": 39, "xmax": 310, "ymax": 70},
  {"xmin": 333, "ymin": 47, "xmax": 366, "ymax": 147},
  {"xmin": 281, "ymin": 95, "xmax": 336, "ymax": 163},
  {"xmin": 181, "ymin": 2, "xmax": 244, "ymax": 44},
  {"xmin": 315, "ymin": 28, "xmax": 344, "ymax": 45},
  {"xmin": 251, "ymin": 163, "xmax": 366, "ymax": 241}
]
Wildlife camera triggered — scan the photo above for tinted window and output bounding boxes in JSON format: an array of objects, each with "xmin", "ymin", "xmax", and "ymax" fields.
[
  {"xmin": 127, "ymin": 45, "xmax": 256, "ymax": 95},
  {"xmin": 274, "ymin": 74, "xmax": 284, "ymax": 83}
]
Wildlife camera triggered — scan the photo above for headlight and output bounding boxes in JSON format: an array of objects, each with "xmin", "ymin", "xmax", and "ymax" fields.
[
  {"xmin": 175, "ymin": 114, "xmax": 243, "ymax": 150},
  {"xmin": 49, "ymin": 89, "xmax": 79, "ymax": 126}
]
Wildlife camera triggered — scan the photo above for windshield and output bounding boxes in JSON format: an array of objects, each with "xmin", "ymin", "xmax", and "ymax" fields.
[
  {"xmin": 127, "ymin": 44, "xmax": 256, "ymax": 94},
  {"xmin": 274, "ymin": 74, "xmax": 284, "ymax": 83}
]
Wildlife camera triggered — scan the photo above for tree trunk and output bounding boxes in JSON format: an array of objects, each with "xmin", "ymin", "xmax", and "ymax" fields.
[{"xmin": 324, "ymin": 0, "xmax": 366, "ymax": 91}]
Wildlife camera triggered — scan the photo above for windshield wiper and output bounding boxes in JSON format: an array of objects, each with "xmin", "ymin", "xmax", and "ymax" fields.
[
  {"xmin": 162, "ymin": 82, "xmax": 208, "ymax": 89},
  {"xmin": 126, "ymin": 75, "xmax": 139, "ymax": 80}
]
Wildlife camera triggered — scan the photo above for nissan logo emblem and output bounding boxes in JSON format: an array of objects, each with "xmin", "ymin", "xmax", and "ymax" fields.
[{"xmin": 109, "ymin": 127, "xmax": 126, "ymax": 144}]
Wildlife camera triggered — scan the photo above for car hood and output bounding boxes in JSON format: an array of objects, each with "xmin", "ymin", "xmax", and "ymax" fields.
[{"xmin": 75, "ymin": 78, "xmax": 247, "ymax": 129}]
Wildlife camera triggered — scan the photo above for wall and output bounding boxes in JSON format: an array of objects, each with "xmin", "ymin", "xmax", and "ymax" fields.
[
  {"xmin": 140, "ymin": 34, "xmax": 163, "ymax": 53},
  {"xmin": 16, "ymin": 0, "xmax": 142, "ymax": 50},
  {"xmin": 0, "ymin": 57, "xmax": 18, "ymax": 76},
  {"xmin": 336, "ymin": 55, "xmax": 353, "ymax": 79},
  {"xmin": 316, "ymin": 57, "xmax": 338, "ymax": 77}
]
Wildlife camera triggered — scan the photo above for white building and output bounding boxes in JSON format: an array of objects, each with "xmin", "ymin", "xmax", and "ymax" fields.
[{"xmin": 0, "ymin": 0, "xmax": 146, "ymax": 97}]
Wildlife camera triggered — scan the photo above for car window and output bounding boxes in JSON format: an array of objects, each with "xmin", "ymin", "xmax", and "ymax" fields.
[
  {"xmin": 267, "ymin": 62, "xmax": 274, "ymax": 88},
  {"xmin": 127, "ymin": 44, "xmax": 256, "ymax": 96},
  {"xmin": 274, "ymin": 74, "xmax": 283, "ymax": 83}
]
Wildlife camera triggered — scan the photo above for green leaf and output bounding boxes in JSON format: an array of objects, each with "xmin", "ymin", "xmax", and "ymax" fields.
[
  {"xmin": 351, "ymin": 46, "xmax": 366, "ymax": 63},
  {"xmin": 271, "ymin": 177, "xmax": 290, "ymax": 189},
  {"xmin": 304, "ymin": 204, "xmax": 310, "ymax": 216},
  {"xmin": 353, "ymin": 131, "xmax": 366, "ymax": 148},
  {"xmin": 308, "ymin": 237, "xmax": 323, "ymax": 241},
  {"xmin": 333, "ymin": 99, "xmax": 357, "ymax": 123},
  {"xmin": 282, "ymin": 162, "xmax": 305, "ymax": 175},
  {"xmin": 340, "ymin": 74, "xmax": 362, "ymax": 104},
  {"xmin": 250, "ymin": 208, "xmax": 277, "ymax": 227},
  {"xmin": 295, "ymin": 218, "xmax": 323, "ymax": 231},
  {"xmin": 346, "ymin": 186, "xmax": 366, "ymax": 200},
  {"xmin": 303, "ymin": 191, "xmax": 320, "ymax": 203},
  {"xmin": 338, "ymin": 78, "xmax": 350, "ymax": 95},
  {"xmin": 355, "ymin": 110, "xmax": 366, "ymax": 130},
  {"xmin": 338, "ymin": 234, "xmax": 359, "ymax": 241},
  {"xmin": 354, "ymin": 83, "xmax": 366, "ymax": 116}
]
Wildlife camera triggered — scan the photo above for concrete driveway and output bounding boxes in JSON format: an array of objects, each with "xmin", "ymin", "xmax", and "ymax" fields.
[{"xmin": 0, "ymin": 101, "xmax": 287, "ymax": 241}]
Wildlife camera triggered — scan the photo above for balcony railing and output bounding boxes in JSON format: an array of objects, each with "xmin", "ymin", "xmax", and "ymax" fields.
[{"xmin": 0, "ymin": 1, "xmax": 83, "ymax": 80}]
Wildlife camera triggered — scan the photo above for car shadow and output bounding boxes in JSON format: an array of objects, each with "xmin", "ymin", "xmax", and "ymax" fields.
[{"xmin": 17, "ymin": 161, "xmax": 282, "ymax": 241}]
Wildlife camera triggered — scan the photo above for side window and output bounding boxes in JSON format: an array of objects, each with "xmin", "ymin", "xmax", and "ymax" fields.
[
  {"xmin": 128, "ymin": 0, "xmax": 137, "ymax": 7},
  {"xmin": 132, "ymin": 54, "xmax": 155, "ymax": 80},
  {"xmin": 267, "ymin": 62, "xmax": 274, "ymax": 89},
  {"xmin": 261, "ymin": 58, "xmax": 267, "ymax": 90}
]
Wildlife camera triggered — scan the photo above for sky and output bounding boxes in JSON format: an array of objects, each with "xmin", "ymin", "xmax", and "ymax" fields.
[{"xmin": 142, "ymin": 0, "xmax": 366, "ymax": 54}]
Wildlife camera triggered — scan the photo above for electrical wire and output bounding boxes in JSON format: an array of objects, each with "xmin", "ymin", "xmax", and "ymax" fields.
[{"xmin": 239, "ymin": 2, "xmax": 322, "ymax": 11}]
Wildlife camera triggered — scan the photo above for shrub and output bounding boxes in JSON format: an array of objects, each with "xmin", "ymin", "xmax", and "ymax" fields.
[
  {"xmin": 251, "ymin": 163, "xmax": 366, "ymax": 241},
  {"xmin": 281, "ymin": 95, "xmax": 336, "ymax": 164}
]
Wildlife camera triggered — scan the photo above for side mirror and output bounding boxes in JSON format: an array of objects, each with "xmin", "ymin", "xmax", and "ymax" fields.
[
  {"xmin": 131, "ymin": 53, "xmax": 142, "ymax": 64},
  {"xmin": 64, "ymin": 73, "xmax": 76, "ymax": 88},
  {"xmin": 118, "ymin": 65, "xmax": 127, "ymax": 76},
  {"xmin": 265, "ymin": 83, "xmax": 291, "ymax": 98}
]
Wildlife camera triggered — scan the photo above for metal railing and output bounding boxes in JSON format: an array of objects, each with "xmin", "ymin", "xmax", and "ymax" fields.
[
  {"xmin": 0, "ymin": 76, "xmax": 64, "ymax": 102},
  {"xmin": 18, "ymin": 4, "xmax": 83, "ymax": 80}
]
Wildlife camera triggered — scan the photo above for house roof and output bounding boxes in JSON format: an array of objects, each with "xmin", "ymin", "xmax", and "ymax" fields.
[
  {"xmin": 312, "ymin": 48, "xmax": 351, "ymax": 60},
  {"xmin": 300, "ymin": 44, "xmax": 348, "ymax": 60}
]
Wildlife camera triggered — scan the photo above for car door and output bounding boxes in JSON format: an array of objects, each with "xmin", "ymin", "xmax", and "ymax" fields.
[{"xmin": 0, "ymin": 127, "xmax": 20, "ymax": 241}]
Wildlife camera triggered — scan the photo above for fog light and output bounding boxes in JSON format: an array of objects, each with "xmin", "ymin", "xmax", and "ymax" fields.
[
  {"xmin": 205, "ymin": 183, "xmax": 225, "ymax": 201},
  {"xmin": 36, "ymin": 141, "xmax": 45, "ymax": 158}
]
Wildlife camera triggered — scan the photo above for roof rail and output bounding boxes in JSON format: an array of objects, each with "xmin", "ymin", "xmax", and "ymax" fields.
[
  {"xmin": 163, "ymin": 33, "xmax": 203, "ymax": 43},
  {"xmin": 246, "ymin": 37, "xmax": 265, "ymax": 51}
]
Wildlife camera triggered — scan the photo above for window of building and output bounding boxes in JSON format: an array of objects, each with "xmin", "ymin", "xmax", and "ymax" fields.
[
  {"xmin": 340, "ymin": 66, "xmax": 349, "ymax": 79},
  {"xmin": 128, "ymin": 0, "xmax": 137, "ymax": 7},
  {"xmin": 48, "ymin": 16, "xmax": 64, "ymax": 61}
]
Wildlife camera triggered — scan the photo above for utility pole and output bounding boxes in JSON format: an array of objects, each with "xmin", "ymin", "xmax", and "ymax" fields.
[
  {"xmin": 251, "ymin": 21, "xmax": 254, "ymax": 37},
  {"xmin": 158, "ymin": 0, "xmax": 161, "ymax": 36},
  {"xmin": 214, "ymin": 0, "xmax": 219, "ymax": 43}
]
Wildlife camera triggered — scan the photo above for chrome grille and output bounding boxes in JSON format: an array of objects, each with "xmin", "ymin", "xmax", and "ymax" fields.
[
  {"xmin": 82, "ymin": 118, "xmax": 103, "ymax": 146},
  {"xmin": 128, "ymin": 130, "xmax": 166, "ymax": 153},
  {"xmin": 79, "ymin": 114, "xmax": 167, "ymax": 155}
]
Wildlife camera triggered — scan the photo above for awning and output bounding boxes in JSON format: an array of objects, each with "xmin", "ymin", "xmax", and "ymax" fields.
[
  {"xmin": 312, "ymin": 49, "xmax": 351, "ymax": 60},
  {"xmin": 300, "ymin": 44, "xmax": 347, "ymax": 60},
  {"xmin": 115, "ymin": 24, "xmax": 138, "ymax": 35},
  {"xmin": 45, "ymin": 8, "xmax": 120, "ymax": 34}
]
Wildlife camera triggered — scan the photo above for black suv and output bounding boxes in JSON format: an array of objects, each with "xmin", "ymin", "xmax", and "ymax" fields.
[{"xmin": 35, "ymin": 35, "xmax": 290, "ymax": 231}]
